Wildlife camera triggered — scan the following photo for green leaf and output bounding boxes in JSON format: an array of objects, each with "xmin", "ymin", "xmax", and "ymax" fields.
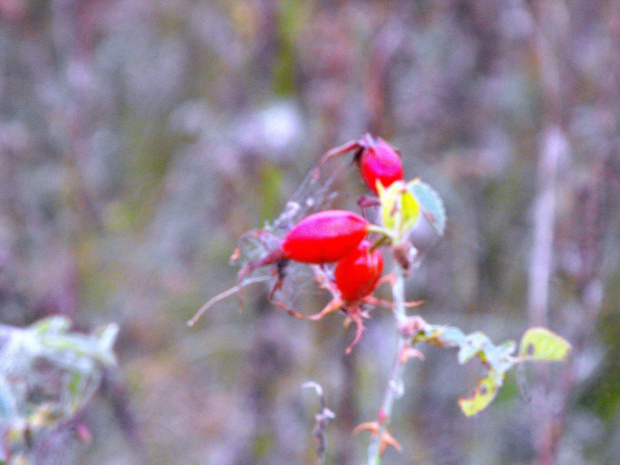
[
  {"xmin": 404, "ymin": 320, "xmax": 568, "ymax": 416},
  {"xmin": 458, "ymin": 370, "xmax": 504, "ymax": 417},
  {"xmin": 408, "ymin": 179, "xmax": 446, "ymax": 236},
  {"xmin": 519, "ymin": 327, "xmax": 571, "ymax": 361},
  {"xmin": 377, "ymin": 181, "xmax": 420, "ymax": 240}
]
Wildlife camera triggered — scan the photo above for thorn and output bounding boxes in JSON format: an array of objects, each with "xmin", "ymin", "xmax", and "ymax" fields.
[
  {"xmin": 377, "ymin": 408, "xmax": 389, "ymax": 424},
  {"xmin": 353, "ymin": 422, "xmax": 402, "ymax": 457},
  {"xmin": 72, "ymin": 423, "xmax": 93, "ymax": 444},
  {"xmin": 230, "ymin": 246, "xmax": 241, "ymax": 262},
  {"xmin": 353, "ymin": 421, "xmax": 380, "ymax": 437},
  {"xmin": 379, "ymin": 430, "xmax": 403, "ymax": 455},
  {"xmin": 400, "ymin": 345, "xmax": 424, "ymax": 364}
]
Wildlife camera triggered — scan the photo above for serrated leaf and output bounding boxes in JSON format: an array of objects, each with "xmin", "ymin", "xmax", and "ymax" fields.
[
  {"xmin": 408, "ymin": 179, "xmax": 446, "ymax": 236},
  {"xmin": 378, "ymin": 181, "xmax": 421, "ymax": 240},
  {"xmin": 519, "ymin": 327, "xmax": 571, "ymax": 361},
  {"xmin": 458, "ymin": 370, "xmax": 503, "ymax": 417}
]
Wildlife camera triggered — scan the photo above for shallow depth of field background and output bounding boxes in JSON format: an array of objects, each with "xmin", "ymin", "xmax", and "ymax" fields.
[{"xmin": 1, "ymin": 1, "xmax": 619, "ymax": 464}]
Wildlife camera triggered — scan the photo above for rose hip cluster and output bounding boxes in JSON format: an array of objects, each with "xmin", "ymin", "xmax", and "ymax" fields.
[{"xmin": 236, "ymin": 134, "xmax": 416, "ymax": 353}]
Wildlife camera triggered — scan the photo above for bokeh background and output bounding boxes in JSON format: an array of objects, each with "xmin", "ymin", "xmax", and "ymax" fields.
[{"xmin": 1, "ymin": 0, "xmax": 619, "ymax": 464}]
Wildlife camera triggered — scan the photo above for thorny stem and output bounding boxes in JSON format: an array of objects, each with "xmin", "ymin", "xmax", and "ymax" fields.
[{"xmin": 366, "ymin": 265, "xmax": 408, "ymax": 465}]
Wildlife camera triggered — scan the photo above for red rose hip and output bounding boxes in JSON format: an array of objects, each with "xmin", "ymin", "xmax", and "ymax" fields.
[
  {"xmin": 334, "ymin": 240, "xmax": 384, "ymax": 302},
  {"xmin": 317, "ymin": 133, "xmax": 404, "ymax": 194},
  {"xmin": 358, "ymin": 137, "xmax": 404, "ymax": 194},
  {"xmin": 282, "ymin": 210, "xmax": 370, "ymax": 263},
  {"xmin": 236, "ymin": 209, "xmax": 370, "ymax": 293}
]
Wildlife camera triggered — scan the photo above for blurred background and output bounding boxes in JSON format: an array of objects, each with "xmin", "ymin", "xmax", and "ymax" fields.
[{"xmin": 0, "ymin": 0, "xmax": 619, "ymax": 464}]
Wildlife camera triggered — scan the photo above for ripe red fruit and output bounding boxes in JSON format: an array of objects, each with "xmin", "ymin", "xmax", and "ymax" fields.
[
  {"xmin": 236, "ymin": 209, "xmax": 370, "ymax": 294},
  {"xmin": 317, "ymin": 133, "xmax": 404, "ymax": 194},
  {"xmin": 273, "ymin": 239, "xmax": 387, "ymax": 354},
  {"xmin": 334, "ymin": 240, "xmax": 384, "ymax": 302},
  {"xmin": 200, "ymin": 210, "xmax": 373, "ymax": 327},
  {"xmin": 282, "ymin": 210, "xmax": 370, "ymax": 263},
  {"xmin": 358, "ymin": 137, "xmax": 404, "ymax": 194}
]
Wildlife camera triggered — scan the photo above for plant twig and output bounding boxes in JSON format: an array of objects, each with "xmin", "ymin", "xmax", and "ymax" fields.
[
  {"xmin": 302, "ymin": 381, "xmax": 335, "ymax": 465},
  {"xmin": 366, "ymin": 265, "xmax": 409, "ymax": 465},
  {"xmin": 187, "ymin": 276, "xmax": 270, "ymax": 326}
]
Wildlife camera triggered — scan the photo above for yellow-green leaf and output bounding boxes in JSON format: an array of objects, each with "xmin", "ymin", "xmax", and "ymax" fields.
[
  {"xmin": 378, "ymin": 180, "xmax": 420, "ymax": 240},
  {"xmin": 458, "ymin": 371, "xmax": 503, "ymax": 417},
  {"xmin": 519, "ymin": 327, "xmax": 571, "ymax": 361}
]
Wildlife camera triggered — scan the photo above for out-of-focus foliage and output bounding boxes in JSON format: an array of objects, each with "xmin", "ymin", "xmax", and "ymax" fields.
[
  {"xmin": 0, "ymin": 317, "xmax": 118, "ymax": 464},
  {"xmin": 0, "ymin": 0, "xmax": 619, "ymax": 464}
]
